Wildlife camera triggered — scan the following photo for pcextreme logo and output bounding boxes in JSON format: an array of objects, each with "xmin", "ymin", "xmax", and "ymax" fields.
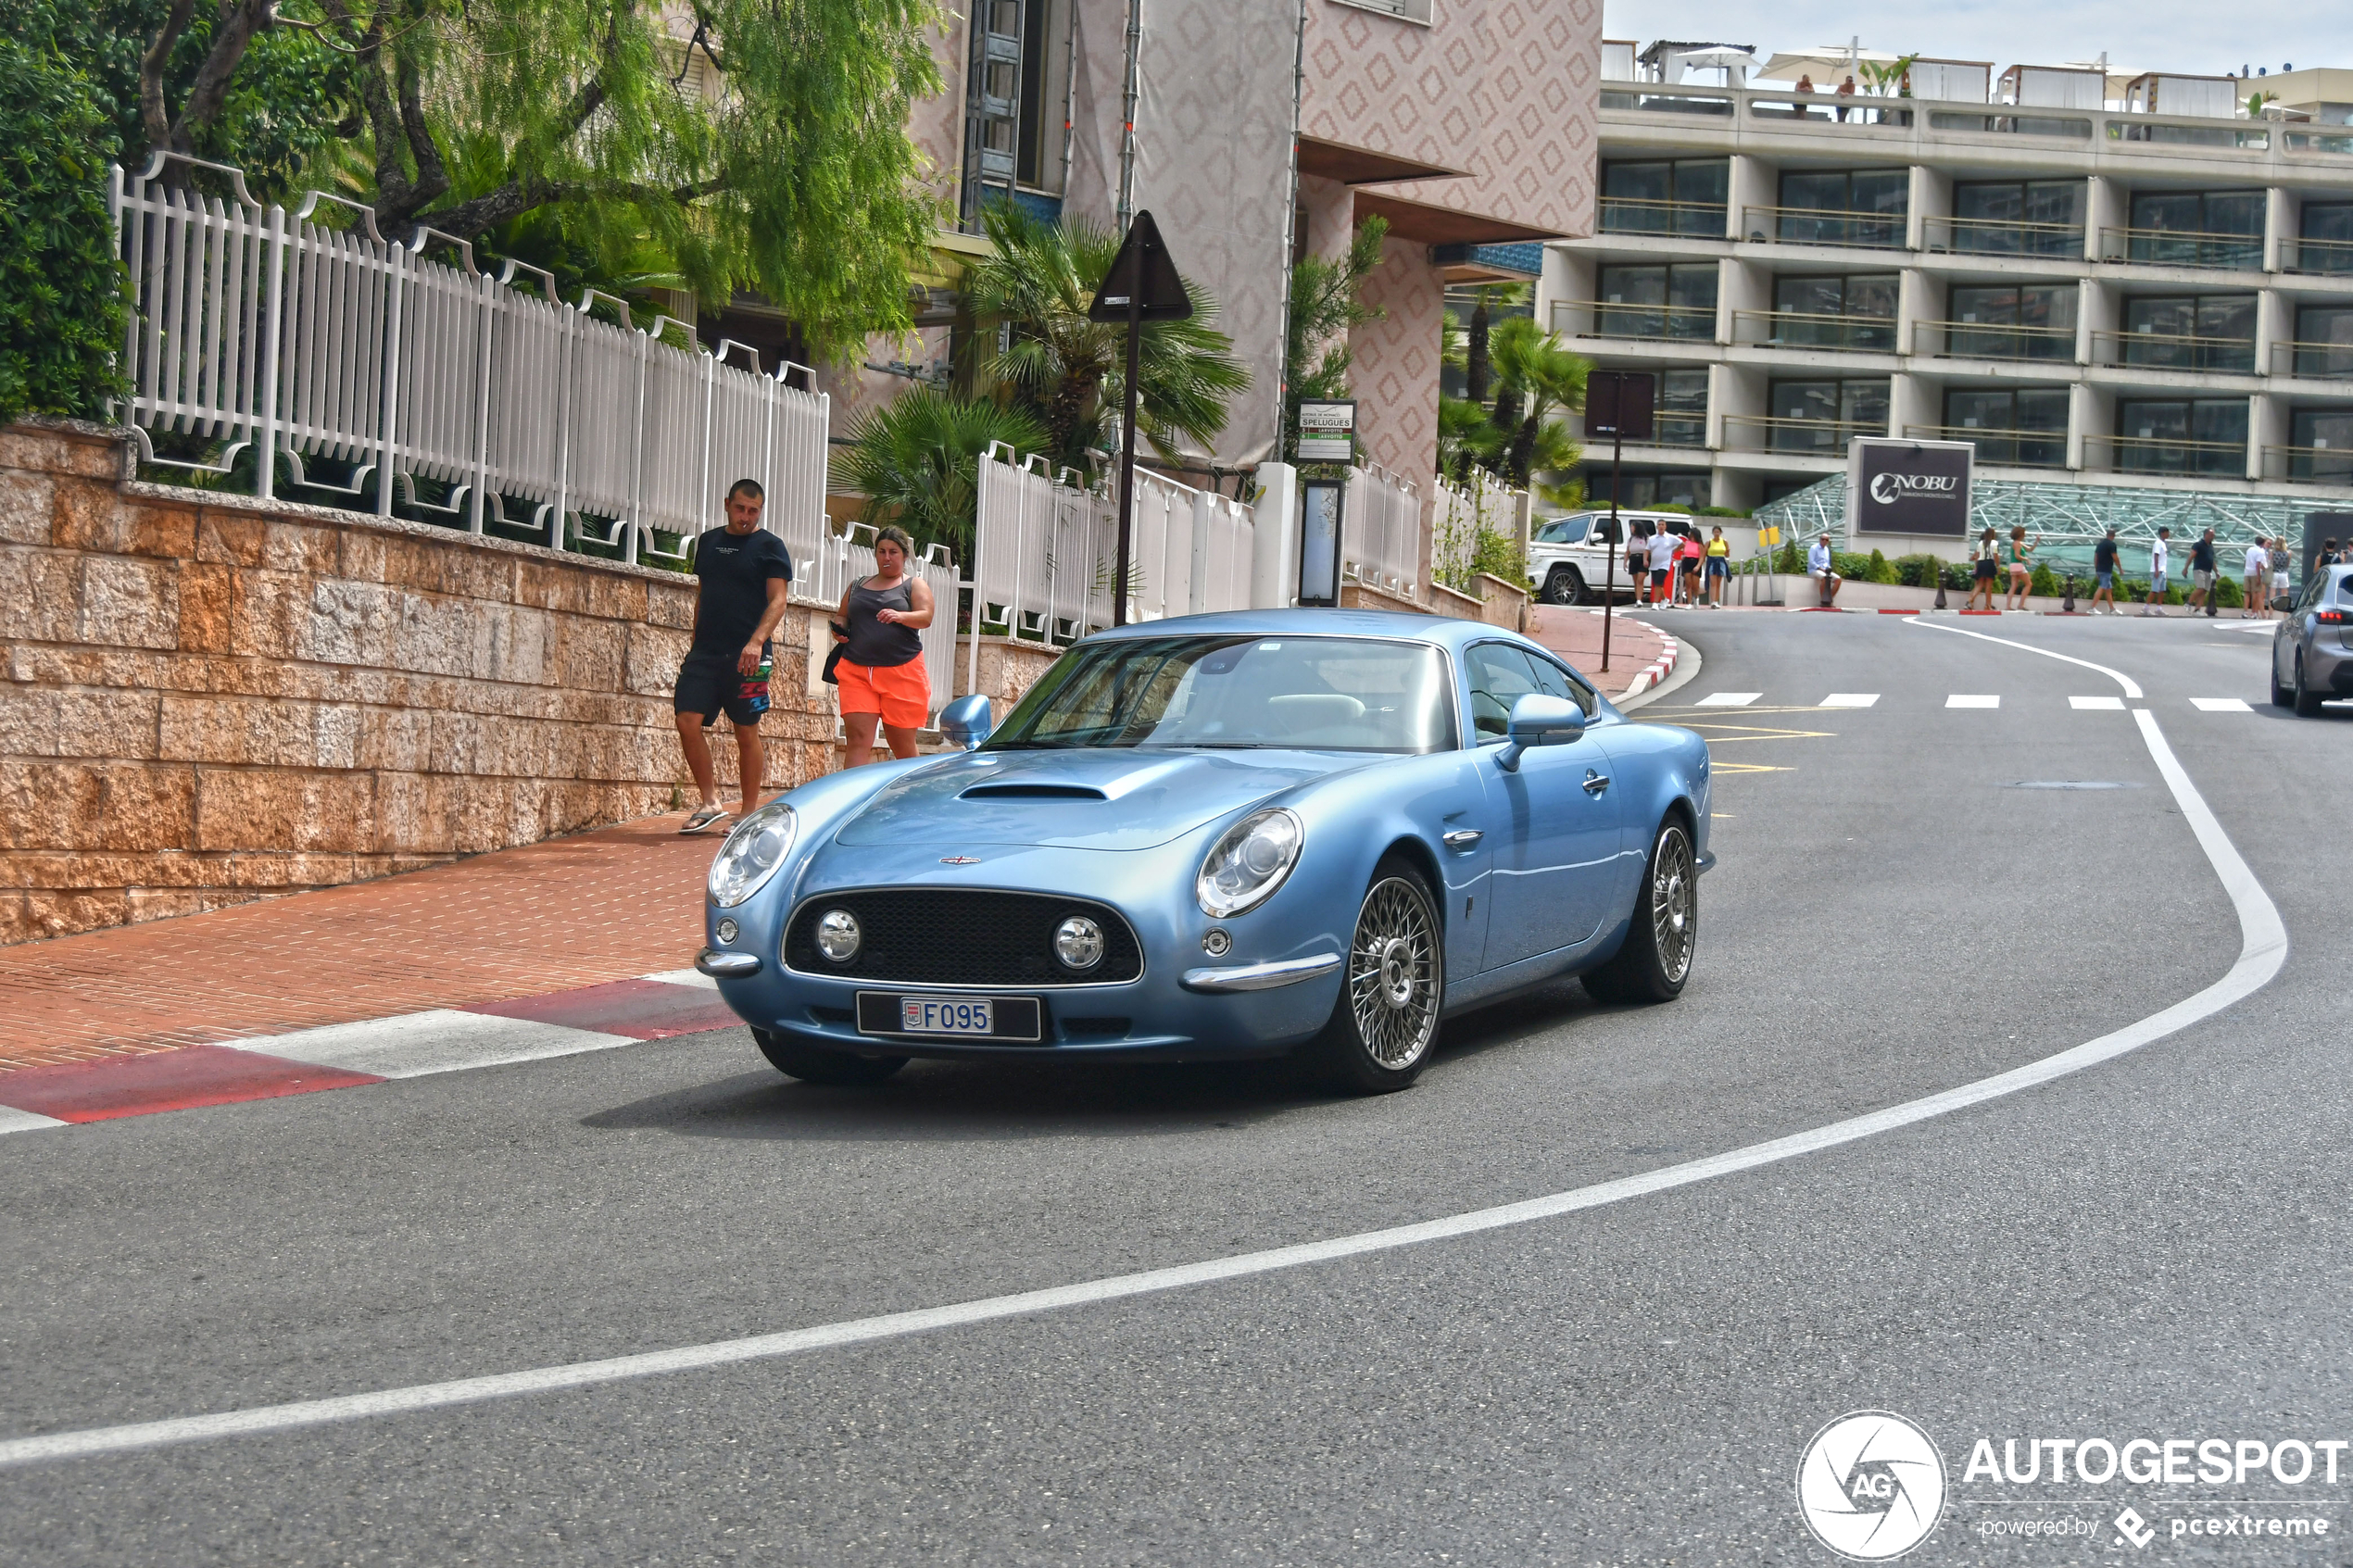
[
  {"xmin": 1797, "ymin": 1411, "xmax": 1948, "ymax": 1561},
  {"xmin": 1869, "ymin": 470, "xmax": 1958, "ymax": 506}
]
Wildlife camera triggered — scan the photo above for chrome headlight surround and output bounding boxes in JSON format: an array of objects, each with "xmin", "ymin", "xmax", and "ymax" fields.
[
  {"xmin": 1196, "ymin": 808, "xmax": 1304, "ymax": 919},
  {"xmin": 707, "ymin": 801, "xmax": 798, "ymax": 908}
]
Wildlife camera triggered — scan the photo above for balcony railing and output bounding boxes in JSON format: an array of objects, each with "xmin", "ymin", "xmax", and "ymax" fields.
[
  {"xmin": 1653, "ymin": 410, "xmax": 1709, "ymax": 447},
  {"xmin": 1903, "ymin": 423, "xmax": 2069, "ymax": 467},
  {"xmin": 2086, "ymin": 433, "xmax": 2249, "ymax": 477},
  {"xmin": 1596, "ymin": 89, "xmax": 1733, "ymax": 118},
  {"xmin": 1554, "ymin": 299, "xmax": 1720, "ymax": 342},
  {"xmin": 2262, "ymin": 445, "xmax": 2353, "ymax": 484},
  {"xmin": 1745, "ymin": 98, "xmax": 1914, "ymax": 128},
  {"xmin": 1721, "ymin": 414, "xmax": 1886, "ymax": 454},
  {"xmin": 1912, "ymin": 320, "xmax": 2078, "ymax": 362},
  {"xmin": 1920, "ymin": 214, "xmax": 2087, "ymax": 257},
  {"xmin": 2089, "ymin": 329, "xmax": 2259, "ymax": 374},
  {"xmin": 2271, "ymin": 340, "xmax": 2353, "ymax": 379},
  {"xmin": 2283, "ymin": 236, "xmax": 2353, "ymax": 275},
  {"xmin": 1740, "ymin": 205, "xmax": 1909, "ymax": 249},
  {"xmin": 1730, "ymin": 309, "xmax": 1898, "ymax": 353},
  {"xmin": 1596, "ymin": 196, "xmax": 1729, "ymax": 239},
  {"xmin": 2096, "ymin": 226, "xmax": 2265, "ymax": 271}
]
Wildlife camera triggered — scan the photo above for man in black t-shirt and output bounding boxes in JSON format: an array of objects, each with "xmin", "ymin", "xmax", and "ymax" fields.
[
  {"xmin": 674, "ymin": 479, "xmax": 794, "ymax": 833},
  {"xmin": 2090, "ymin": 529, "xmax": 2120, "ymax": 614},
  {"xmin": 2187, "ymin": 529, "xmax": 2219, "ymax": 617}
]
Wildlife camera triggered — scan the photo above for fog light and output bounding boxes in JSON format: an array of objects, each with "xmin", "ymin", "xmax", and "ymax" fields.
[
  {"xmin": 815, "ymin": 909, "xmax": 862, "ymax": 962},
  {"xmin": 715, "ymin": 918, "xmax": 739, "ymax": 945},
  {"xmin": 1202, "ymin": 927, "xmax": 1232, "ymax": 958},
  {"xmin": 1053, "ymin": 915, "xmax": 1104, "ymax": 971}
]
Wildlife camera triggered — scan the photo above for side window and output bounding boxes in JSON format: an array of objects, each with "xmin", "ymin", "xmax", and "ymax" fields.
[
  {"xmin": 1527, "ymin": 652, "xmax": 1599, "ymax": 718},
  {"xmin": 1465, "ymin": 643, "xmax": 1542, "ymax": 741}
]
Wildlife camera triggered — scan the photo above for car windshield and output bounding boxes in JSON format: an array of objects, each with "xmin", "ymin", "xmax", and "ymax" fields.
[
  {"xmin": 1533, "ymin": 517, "xmax": 1590, "ymax": 546},
  {"xmin": 987, "ymin": 635, "xmax": 1454, "ymax": 753}
]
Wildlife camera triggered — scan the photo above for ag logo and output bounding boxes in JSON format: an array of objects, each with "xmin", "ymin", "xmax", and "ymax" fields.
[{"xmin": 1796, "ymin": 1411, "xmax": 1946, "ymax": 1560}]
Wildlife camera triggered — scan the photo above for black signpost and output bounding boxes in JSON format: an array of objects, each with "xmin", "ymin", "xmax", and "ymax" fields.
[
  {"xmin": 1086, "ymin": 211, "xmax": 1193, "ymax": 625},
  {"xmin": 1584, "ymin": 370, "xmax": 1655, "ymax": 671}
]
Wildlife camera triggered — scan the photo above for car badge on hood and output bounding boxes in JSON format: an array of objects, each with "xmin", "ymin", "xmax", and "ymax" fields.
[{"xmin": 939, "ymin": 855, "xmax": 981, "ymax": 865}]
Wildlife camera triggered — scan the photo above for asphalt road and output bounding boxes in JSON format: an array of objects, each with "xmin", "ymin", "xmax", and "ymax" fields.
[{"xmin": 4, "ymin": 610, "xmax": 2348, "ymax": 1566}]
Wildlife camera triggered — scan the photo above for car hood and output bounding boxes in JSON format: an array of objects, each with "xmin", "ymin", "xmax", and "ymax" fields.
[{"xmin": 831, "ymin": 747, "xmax": 1368, "ymax": 850}]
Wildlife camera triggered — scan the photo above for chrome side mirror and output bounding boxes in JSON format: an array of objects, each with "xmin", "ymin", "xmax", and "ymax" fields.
[
  {"xmin": 938, "ymin": 693, "xmax": 995, "ymax": 750},
  {"xmin": 1495, "ymin": 693, "xmax": 1585, "ymax": 772}
]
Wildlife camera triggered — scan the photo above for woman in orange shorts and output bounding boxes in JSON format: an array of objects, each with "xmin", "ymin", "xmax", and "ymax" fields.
[{"xmin": 834, "ymin": 524, "xmax": 935, "ymax": 764}]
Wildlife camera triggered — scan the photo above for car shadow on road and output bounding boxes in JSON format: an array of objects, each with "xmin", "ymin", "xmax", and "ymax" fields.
[{"xmin": 582, "ymin": 981, "xmax": 1613, "ymax": 1144}]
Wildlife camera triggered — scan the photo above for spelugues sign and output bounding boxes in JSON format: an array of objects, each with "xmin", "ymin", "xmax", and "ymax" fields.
[{"xmin": 1846, "ymin": 437, "xmax": 1973, "ymax": 538}]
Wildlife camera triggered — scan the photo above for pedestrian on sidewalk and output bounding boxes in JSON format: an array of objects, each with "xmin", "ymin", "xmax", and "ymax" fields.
[
  {"xmin": 2321, "ymin": 538, "xmax": 2343, "ymax": 570},
  {"xmin": 1646, "ymin": 526, "xmax": 1679, "ymax": 608},
  {"xmin": 2188, "ymin": 530, "xmax": 2219, "ymax": 616},
  {"xmin": 2241, "ymin": 537, "xmax": 2271, "ymax": 618},
  {"xmin": 1705, "ymin": 525, "xmax": 1730, "ymax": 607},
  {"xmin": 2270, "ymin": 538, "xmax": 2291, "ymax": 618},
  {"xmin": 1808, "ymin": 533, "xmax": 1842, "ymax": 607},
  {"xmin": 674, "ymin": 479, "xmax": 793, "ymax": 834},
  {"xmin": 1968, "ymin": 526, "xmax": 2002, "ymax": 610},
  {"xmin": 1678, "ymin": 528, "xmax": 1705, "ymax": 606},
  {"xmin": 834, "ymin": 525, "xmax": 936, "ymax": 766},
  {"xmin": 2142, "ymin": 528, "xmax": 2171, "ymax": 616},
  {"xmin": 2090, "ymin": 528, "xmax": 2120, "ymax": 614},
  {"xmin": 2003, "ymin": 526, "xmax": 2040, "ymax": 611}
]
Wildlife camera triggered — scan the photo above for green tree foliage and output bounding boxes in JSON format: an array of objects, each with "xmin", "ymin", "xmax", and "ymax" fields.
[
  {"xmin": 1280, "ymin": 215, "xmax": 1386, "ymax": 467},
  {"xmin": 0, "ymin": 34, "xmax": 129, "ymax": 424},
  {"xmin": 837, "ymin": 388, "xmax": 1045, "ymax": 562},
  {"xmin": 1485, "ymin": 316, "xmax": 1588, "ymax": 494},
  {"xmin": 957, "ymin": 202, "xmax": 1250, "ymax": 476}
]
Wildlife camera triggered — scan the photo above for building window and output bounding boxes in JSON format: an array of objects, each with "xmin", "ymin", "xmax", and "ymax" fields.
[
  {"xmin": 1946, "ymin": 181, "xmax": 2085, "ymax": 256},
  {"xmin": 2114, "ymin": 294, "xmax": 2257, "ymax": 372},
  {"xmin": 1769, "ymin": 169, "xmax": 1908, "ymax": 248},
  {"xmin": 2296, "ymin": 203, "xmax": 2353, "ymax": 274},
  {"xmin": 2287, "ymin": 408, "xmax": 2353, "ymax": 483},
  {"xmin": 1942, "ymin": 283, "xmax": 2077, "ymax": 361},
  {"xmin": 2123, "ymin": 190, "xmax": 2265, "ymax": 270},
  {"xmin": 1942, "ymin": 387, "xmax": 2070, "ymax": 466},
  {"xmin": 1600, "ymin": 159, "xmax": 1730, "ymax": 237},
  {"xmin": 1657, "ymin": 370, "xmax": 1709, "ymax": 446},
  {"xmin": 1586, "ymin": 470, "xmax": 1711, "ymax": 508},
  {"xmin": 2292, "ymin": 305, "xmax": 2353, "ymax": 379},
  {"xmin": 1595, "ymin": 264, "xmax": 1718, "ymax": 339},
  {"xmin": 1763, "ymin": 273, "xmax": 1898, "ymax": 350},
  {"xmin": 2114, "ymin": 398, "xmax": 2247, "ymax": 475},
  {"xmin": 1327, "ymin": 0, "xmax": 1434, "ymax": 24},
  {"xmin": 1764, "ymin": 377, "xmax": 1889, "ymax": 450}
]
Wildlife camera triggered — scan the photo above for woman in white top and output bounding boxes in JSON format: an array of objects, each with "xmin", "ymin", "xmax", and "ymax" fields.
[{"xmin": 2242, "ymin": 540, "xmax": 2270, "ymax": 618}]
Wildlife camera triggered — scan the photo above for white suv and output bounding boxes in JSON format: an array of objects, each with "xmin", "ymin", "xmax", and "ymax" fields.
[{"xmin": 1529, "ymin": 510, "xmax": 1696, "ymax": 605}]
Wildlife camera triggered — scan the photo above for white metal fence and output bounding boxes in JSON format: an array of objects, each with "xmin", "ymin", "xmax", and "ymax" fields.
[
  {"xmin": 1429, "ymin": 474, "xmax": 1529, "ymax": 592},
  {"xmin": 109, "ymin": 154, "xmax": 828, "ymax": 572},
  {"xmin": 1342, "ymin": 463, "xmax": 1423, "ymax": 597}
]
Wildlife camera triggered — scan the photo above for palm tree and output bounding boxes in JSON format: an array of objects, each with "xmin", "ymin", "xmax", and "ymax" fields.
[
  {"xmin": 959, "ymin": 203, "xmax": 1251, "ymax": 476},
  {"xmin": 1485, "ymin": 317, "xmax": 1591, "ymax": 490},
  {"xmin": 837, "ymin": 388, "xmax": 1046, "ymax": 563}
]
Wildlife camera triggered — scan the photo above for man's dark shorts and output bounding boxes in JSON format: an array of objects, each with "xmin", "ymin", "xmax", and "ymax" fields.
[{"xmin": 675, "ymin": 646, "xmax": 769, "ymax": 727}]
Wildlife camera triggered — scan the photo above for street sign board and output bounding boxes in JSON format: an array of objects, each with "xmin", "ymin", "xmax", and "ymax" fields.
[
  {"xmin": 1296, "ymin": 399, "xmax": 1356, "ymax": 461},
  {"xmin": 1086, "ymin": 210, "xmax": 1195, "ymax": 322},
  {"xmin": 1585, "ymin": 371, "xmax": 1656, "ymax": 441},
  {"xmin": 1846, "ymin": 437, "xmax": 1973, "ymax": 537}
]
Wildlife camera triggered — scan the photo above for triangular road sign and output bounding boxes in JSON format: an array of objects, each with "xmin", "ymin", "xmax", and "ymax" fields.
[{"xmin": 1087, "ymin": 210, "xmax": 1195, "ymax": 322}]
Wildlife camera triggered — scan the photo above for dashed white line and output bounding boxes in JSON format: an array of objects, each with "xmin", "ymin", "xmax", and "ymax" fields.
[
  {"xmin": 1694, "ymin": 692, "xmax": 1761, "ymax": 707},
  {"xmin": 1946, "ymin": 695, "xmax": 2001, "ymax": 709},
  {"xmin": 2070, "ymin": 696, "xmax": 2126, "ymax": 711},
  {"xmin": 2189, "ymin": 697, "xmax": 2253, "ymax": 712},
  {"xmin": 1821, "ymin": 693, "xmax": 1880, "ymax": 708}
]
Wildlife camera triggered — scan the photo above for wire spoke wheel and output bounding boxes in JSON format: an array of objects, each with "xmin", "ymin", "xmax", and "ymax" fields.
[
  {"xmin": 1649, "ymin": 824, "xmax": 1696, "ymax": 986},
  {"xmin": 1347, "ymin": 876, "xmax": 1441, "ymax": 1071}
]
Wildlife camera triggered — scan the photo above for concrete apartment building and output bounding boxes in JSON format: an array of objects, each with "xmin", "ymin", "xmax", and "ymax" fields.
[
  {"xmin": 1541, "ymin": 45, "xmax": 2353, "ymax": 515},
  {"xmin": 802, "ymin": 0, "xmax": 1594, "ymax": 497}
]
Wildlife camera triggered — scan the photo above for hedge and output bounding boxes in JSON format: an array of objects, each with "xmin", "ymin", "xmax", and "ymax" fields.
[{"xmin": 0, "ymin": 37, "xmax": 125, "ymax": 426}]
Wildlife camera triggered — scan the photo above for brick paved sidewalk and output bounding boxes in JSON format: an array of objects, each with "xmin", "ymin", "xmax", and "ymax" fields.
[
  {"xmin": 1523, "ymin": 605, "xmax": 1674, "ymax": 698},
  {"xmin": 0, "ymin": 813, "xmax": 717, "ymax": 1073}
]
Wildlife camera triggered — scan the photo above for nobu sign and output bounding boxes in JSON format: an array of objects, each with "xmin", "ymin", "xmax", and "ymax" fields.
[{"xmin": 1847, "ymin": 437, "xmax": 1973, "ymax": 537}]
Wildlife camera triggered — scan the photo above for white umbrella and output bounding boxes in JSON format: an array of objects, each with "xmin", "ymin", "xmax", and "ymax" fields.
[{"xmin": 1757, "ymin": 46, "xmax": 1903, "ymax": 85}]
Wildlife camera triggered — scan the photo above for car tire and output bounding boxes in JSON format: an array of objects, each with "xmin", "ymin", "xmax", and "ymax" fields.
[
  {"xmin": 1582, "ymin": 815, "xmax": 1697, "ymax": 1006},
  {"xmin": 1305, "ymin": 856, "xmax": 1444, "ymax": 1095},
  {"xmin": 752, "ymin": 1028, "xmax": 908, "ymax": 1085},
  {"xmin": 1543, "ymin": 566, "xmax": 1586, "ymax": 606},
  {"xmin": 2295, "ymin": 653, "xmax": 2326, "ymax": 717},
  {"xmin": 2271, "ymin": 652, "xmax": 2292, "ymax": 709}
]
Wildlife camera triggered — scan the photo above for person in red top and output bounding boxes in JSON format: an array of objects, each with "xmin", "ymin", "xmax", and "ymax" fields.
[{"xmin": 1678, "ymin": 530, "xmax": 1705, "ymax": 606}]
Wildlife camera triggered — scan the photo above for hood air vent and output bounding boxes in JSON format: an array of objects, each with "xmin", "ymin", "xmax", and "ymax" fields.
[{"xmin": 958, "ymin": 784, "xmax": 1111, "ymax": 801}]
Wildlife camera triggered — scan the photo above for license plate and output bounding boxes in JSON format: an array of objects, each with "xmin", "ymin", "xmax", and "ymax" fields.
[{"xmin": 900, "ymin": 996, "xmax": 992, "ymax": 1035}]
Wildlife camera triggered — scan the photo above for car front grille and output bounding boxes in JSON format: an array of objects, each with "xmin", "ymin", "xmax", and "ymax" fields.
[{"xmin": 784, "ymin": 889, "xmax": 1144, "ymax": 986}]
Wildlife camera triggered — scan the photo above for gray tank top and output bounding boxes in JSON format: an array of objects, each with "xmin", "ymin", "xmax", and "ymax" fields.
[{"xmin": 845, "ymin": 578, "xmax": 923, "ymax": 668}]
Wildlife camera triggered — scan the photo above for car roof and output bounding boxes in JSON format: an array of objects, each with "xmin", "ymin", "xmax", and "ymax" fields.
[{"xmin": 1078, "ymin": 608, "xmax": 1530, "ymax": 653}]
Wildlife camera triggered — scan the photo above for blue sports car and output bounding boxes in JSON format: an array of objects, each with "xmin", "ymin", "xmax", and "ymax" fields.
[{"xmin": 697, "ymin": 609, "xmax": 1711, "ymax": 1094}]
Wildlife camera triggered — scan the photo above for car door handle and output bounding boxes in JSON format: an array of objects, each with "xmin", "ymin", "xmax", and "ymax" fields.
[
  {"xmin": 1441, "ymin": 829, "xmax": 1484, "ymax": 849},
  {"xmin": 1583, "ymin": 771, "xmax": 1611, "ymax": 795}
]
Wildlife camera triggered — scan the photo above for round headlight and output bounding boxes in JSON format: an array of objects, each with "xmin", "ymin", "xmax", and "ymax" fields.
[
  {"xmin": 715, "ymin": 918, "xmax": 739, "ymax": 946},
  {"xmin": 707, "ymin": 802, "xmax": 797, "ymax": 908},
  {"xmin": 815, "ymin": 909, "xmax": 862, "ymax": 962},
  {"xmin": 1053, "ymin": 915, "xmax": 1104, "ymax": 971},
  {"xmin": 1197, "ymin": 808, "xmax": 1304, "ymax": 919}
]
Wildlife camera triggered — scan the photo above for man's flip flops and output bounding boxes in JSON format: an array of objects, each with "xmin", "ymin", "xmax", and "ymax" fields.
[{"xmin": 681, "ymin": 804, "xmax": 728, "ymax": 834}]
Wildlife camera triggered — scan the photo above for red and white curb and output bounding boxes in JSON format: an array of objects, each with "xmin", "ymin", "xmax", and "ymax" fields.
[
  {"xmin": 0, "ymin": 970, "xmax": 736, "ymax": 1135},
  {"xmin": 1617, "ymin": 633, "xmax": 1680, "ymax": 698}
]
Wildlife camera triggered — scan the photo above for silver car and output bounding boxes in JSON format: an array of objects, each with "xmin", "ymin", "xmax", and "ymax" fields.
[{"xmin": 2271, "ymin": 564, "xmax": 2353, "ymax": 715}]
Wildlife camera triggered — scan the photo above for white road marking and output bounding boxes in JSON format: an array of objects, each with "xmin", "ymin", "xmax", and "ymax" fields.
[
  {"xmin": 2189, "ymin": 697, "xmax": 2252, "ymax": 712},
  {"xmin": 1694, "ymin": 692, "xmax": 1761, "ymax": 707},
  {"xmin": 2070, "ymin": 696, "xmax": 2126, "ymax": 710},
  {"xmin": 0, "ymin": 709, "xmax": 2286, "ymax": 1472},
  {"xmin": 1946, "ymin": 695, "xmax": 2001, "ymax": 709},
  {"xmin": 0, "ymin": 1106, "xmax": 67, "ymax": 1136},
  {"xmin": 641, "ymin": 969, "xmax": 720, "ymax": 990},
  {"xmin": 256, "ymin": 1011, "xmax": 635, "ymax": 1080},
  {"xmin": 1820, "ymin": 693, "xmax": 1879, "ymax": 708},
  {"xmin": 1906, "ymin": 618, "xmax": 2144, "ymax": 698}
]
